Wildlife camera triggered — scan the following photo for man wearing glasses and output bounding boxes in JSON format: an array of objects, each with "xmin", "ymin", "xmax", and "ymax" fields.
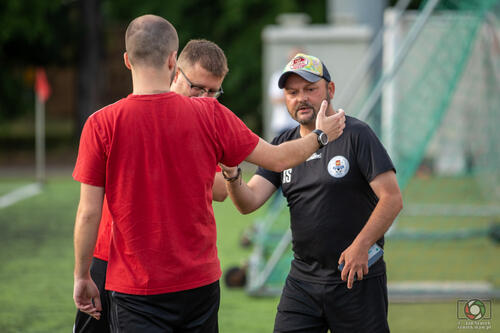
[
  {"xmin": 73, "ymin": 39, "xmax": 229, "ymax": 333},
  {"xmin": 171, "ymin": 44, "xmax": 225, "ymax": 99},
  {"xmin": 171, "ymin": 39, "xmax": 228, "ymax": 202}
]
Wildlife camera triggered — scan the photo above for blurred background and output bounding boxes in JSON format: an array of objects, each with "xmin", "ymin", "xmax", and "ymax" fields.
[
  {"xmin": 0, "ymin": 0, "xmax": 331, "ymax": 169},
  {"xmin": 1, "ymin": 0, "xmax": 499, "ymax": 332}
]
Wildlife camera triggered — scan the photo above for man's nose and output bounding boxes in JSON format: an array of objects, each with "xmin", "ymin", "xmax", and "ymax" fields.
[{"xmin": 297, "ymin": 90, "xmax": 308, "ymax": 101}]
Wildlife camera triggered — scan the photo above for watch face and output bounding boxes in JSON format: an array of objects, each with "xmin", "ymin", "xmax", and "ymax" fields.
[{"xmin": 319, "ymin": 133, "xmax": 328, "ymax": 145}]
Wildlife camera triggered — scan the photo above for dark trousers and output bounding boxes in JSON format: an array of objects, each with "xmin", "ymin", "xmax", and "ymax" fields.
[
  {"xmin": 109, "ymin": 281, "xmax": 220, "ymax": 333},
  {"xmin": 274, "ymin": 275, "xmax": 389, "ymax": 333},
  {"xmin": 73, "ymin": 257, "xmax": 110, "ymax": 333}
]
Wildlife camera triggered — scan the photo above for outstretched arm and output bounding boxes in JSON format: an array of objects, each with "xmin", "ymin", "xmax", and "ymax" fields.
[
  {"xmin": 73, "ymin": 183, "xmax": 104, "ymax": 320},
  {"xmin": 338, "ymin": 170, "xmax": 403, "ymax": 289},
  {"xmin": 245, "ymin": 101, "xmax": 345, "ymax": 172}
]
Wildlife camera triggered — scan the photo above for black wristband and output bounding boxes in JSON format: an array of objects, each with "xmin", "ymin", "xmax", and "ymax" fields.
[{"xmin": 222, "ymin": 167, "xmax": 241, "ymax": 183}]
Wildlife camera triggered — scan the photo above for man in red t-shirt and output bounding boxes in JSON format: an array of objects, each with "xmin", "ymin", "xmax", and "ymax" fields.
[
  {"xmin": 72, "ymin": 39, "xmax": 231, "ymax": 333},
  {"xmin": 73, "ymin": 14, "xmax": 345, "ymax": 332}
]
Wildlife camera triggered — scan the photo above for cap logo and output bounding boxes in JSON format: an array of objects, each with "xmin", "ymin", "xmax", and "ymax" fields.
[{"xmin": 290, "ymin": 56, "xmax": 308, "ymax": 70}]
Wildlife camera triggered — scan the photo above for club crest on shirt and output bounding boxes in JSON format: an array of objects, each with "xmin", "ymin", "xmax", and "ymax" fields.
[{"xmin": 327, "ymin": 155, "xmax": 349, "ymax": 178}]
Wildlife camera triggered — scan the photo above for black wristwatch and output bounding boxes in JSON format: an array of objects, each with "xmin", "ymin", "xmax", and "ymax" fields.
[{"xmin": 313, "ymin": 129, "xmax": 328, "ymax": 148}]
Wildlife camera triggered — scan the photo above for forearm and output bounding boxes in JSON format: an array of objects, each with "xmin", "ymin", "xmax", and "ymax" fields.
[
  {"xmin": 353, "ymin": 193, "xmax": 403, "ymax": 248},
  {"xmin": 246, "ymin": 135, "xmax": 319, "ymax": 172},
  {"xmin": 226, "ymin": 181, "xmax": 260, "ymax": 214},
  {"xmin": 74, "ymin": 209, "xmax": 101, "ymax": 279},
  {"xmin": 273, "ymin": 134, "xmax": 320, "ymax": 171},
  {"xmin": 74, "ymin": 183, "xmax": 104, "ymax": 280},
  {"xmin": 246, "ymin": 103, "xmax": 345, "ymax": 172},
  {"xmin": 222, "ymin": 171, "xmax": 276, "ymax": 214}
]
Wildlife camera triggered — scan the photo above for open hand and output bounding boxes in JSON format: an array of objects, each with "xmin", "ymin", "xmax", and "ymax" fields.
[{"xmin": 315, "ymin": 100, "xmax": 345, "ymax": 141}]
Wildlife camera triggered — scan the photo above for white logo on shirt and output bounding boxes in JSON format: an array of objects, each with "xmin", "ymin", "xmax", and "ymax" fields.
[
  {"xmin": 283, "ymin": 168, "xmax": 292, "ymax": 184},
  {"xmin": 306, "ymin": 152, "xmax": 322, "ymax": 161},
  {"xmin": 327, "ymin": 156, "xmax": 350, "ymax": 178}
]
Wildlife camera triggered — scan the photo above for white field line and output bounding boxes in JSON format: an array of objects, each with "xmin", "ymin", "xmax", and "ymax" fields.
[
  {"xmin": 402, "ymin": 204, "xmax": 500, "ymax": 217},
  {"xmin": 0, "ymin": 183, "xmax": 43, "ymax": 209},
  {"xmin": 388, "ymin": 281, "xmax": 500, "ymax": 302}
]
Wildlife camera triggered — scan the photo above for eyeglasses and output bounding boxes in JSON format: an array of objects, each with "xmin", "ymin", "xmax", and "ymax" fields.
[{"xmin": 178, "ymin": 68, "xmax": 224, "ymax": 99}]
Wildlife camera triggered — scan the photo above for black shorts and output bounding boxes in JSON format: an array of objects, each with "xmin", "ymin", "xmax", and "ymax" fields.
[
  {"xmin": 109, "ymin": 280, "xmax": 220, "ymax": 333},
  {"xmin": 73, "ymin": 257, "xmax": 111, "ymax": 333},
  {"xmin": 274, "ymin": 274, "xmax": 389, "ymax": 333}
]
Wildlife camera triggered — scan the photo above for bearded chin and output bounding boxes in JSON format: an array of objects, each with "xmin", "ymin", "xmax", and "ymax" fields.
[{"xmin": 296, "ymin": 110, "xmax": 316, "ymax": 125}]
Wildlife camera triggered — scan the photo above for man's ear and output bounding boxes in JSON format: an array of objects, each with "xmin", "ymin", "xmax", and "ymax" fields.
[
  {"xmin": 124, "ymin": 52, "xmax": 132, "ymax": 70},
  {"xmin": 172, "ymin": 69, "xmax": 180, "ymax": 83},
  {"xmin": 328, "ymin": 81, "xmax": 335, "ymax": 99},
  {"xmin": 168, "ymin": 51, "xmax": 177, "ymax": 71}
]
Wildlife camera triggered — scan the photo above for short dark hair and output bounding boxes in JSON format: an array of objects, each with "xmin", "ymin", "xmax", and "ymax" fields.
[
  {"xmin": 125, "ymin": 15, "xmax": 178, "ymax": 68},
  {"xmin": 177, "ymin": 39, "xmax": 228, "ymax": 78}
]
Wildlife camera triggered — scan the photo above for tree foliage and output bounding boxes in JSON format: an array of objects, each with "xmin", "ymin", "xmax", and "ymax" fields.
[
  {"xmin": 0, "ymin": 0, "xmax": 78, "ymax": 120},
  {"xmin": 1, "ymin": 0, "xmax": 326, "ymax": 134},
  {"xmin": 103, "ymin": 0, "xmax": 326, "ymax": 132}
]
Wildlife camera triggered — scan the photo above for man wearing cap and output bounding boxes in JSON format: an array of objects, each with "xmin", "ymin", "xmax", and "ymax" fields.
[{"xmin": 222, "ymin": 53, "xmax": 402, "ymax": 332}]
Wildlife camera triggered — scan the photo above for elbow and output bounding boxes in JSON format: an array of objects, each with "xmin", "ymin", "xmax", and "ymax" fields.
[
  {"xmin": 213, "ymin": 192, "xmax": 228, "ymax": 202},
  {"xmin": 76, "ymin": 208, "xmax": 101, "ymax": 226},
  {"xmin": 394, "ymin": 194, "xmax": 403, "ymax": 214},
  {"xmin": 77, "ymin": 204, "xmax": 99, "ymax": 220},
  {"xmin": 212, "ymin": 182, "xmax": 228, "ymax": 202},
  {"xmin": 239, "ymin": 208, "xmax": 254, "ymax": 215},
  {"xmin": 236, "ymin": 205, "xmax": 256, "ymax": 215},
  {"xmin": 380, "ymin": 192, "xmax": 403, "ymax": 216}
]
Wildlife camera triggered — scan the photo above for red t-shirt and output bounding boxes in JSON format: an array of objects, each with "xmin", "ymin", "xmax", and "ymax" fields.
[
  {"xmin": 93, "ymin": 168, "xmax": 223, "ymax": 262},
  {"xmin": 93, "ymin": 195, "xmax": 112, "ymax": 261},
  {"xmin": 73, "ymin": 92, "xmax": 259, "ymax": 295}
]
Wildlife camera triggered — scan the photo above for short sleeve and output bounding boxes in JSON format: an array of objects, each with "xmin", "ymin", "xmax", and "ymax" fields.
[
  {"xmin": 72, "ymin": 115, "xmax": 108, "ymax": 187},
  {"xmin": 214, "ymin": 102, "xmax": 259, "ymax": 167},
  {"xmin": 355, "ymin": 125, "xmax": 396, "ymax": 182}
]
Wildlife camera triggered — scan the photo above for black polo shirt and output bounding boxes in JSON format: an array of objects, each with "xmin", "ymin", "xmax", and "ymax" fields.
[{"xmin": 256, "ymin": 116, "xmax": 395, "ymax": 284}]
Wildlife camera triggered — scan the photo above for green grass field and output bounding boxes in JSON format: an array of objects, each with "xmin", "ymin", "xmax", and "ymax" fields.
[{"xmin": 0, "ymin": 174, "xmax": 498, "ymax": 332}]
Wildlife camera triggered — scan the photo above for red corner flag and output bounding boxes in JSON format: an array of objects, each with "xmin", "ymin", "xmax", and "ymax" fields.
[{"xmin": 35, "ymin": 67, "xmax": 51, "ymax": 102}]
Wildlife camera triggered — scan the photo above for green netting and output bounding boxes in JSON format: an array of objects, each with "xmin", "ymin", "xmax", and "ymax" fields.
[
  {"xmin": 472, "ymin": 4, "xmax": 500, "ymax": 201},
  {"xmin": 358, "ymin": 0, "xmax": 500, "ymax": 192}
]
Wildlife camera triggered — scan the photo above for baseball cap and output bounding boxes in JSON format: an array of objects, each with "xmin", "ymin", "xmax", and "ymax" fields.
[{"xmin": 278, "ymin": 53, "xmax": 331, "ymax": 89}]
